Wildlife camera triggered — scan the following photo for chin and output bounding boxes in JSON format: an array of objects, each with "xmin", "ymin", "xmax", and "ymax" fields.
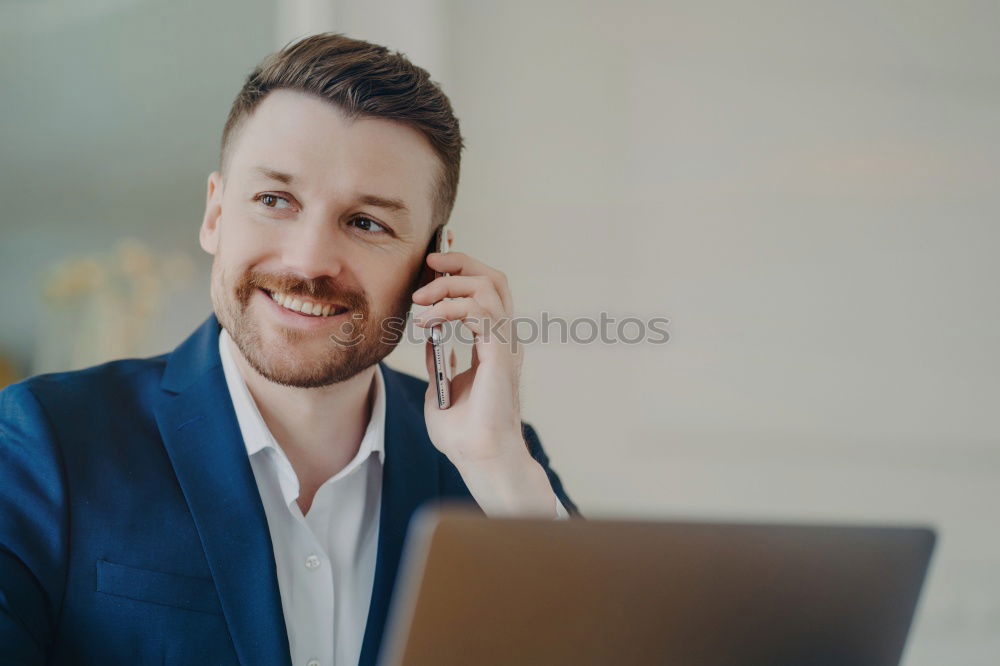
[{"xmin": 244, "ymin": 325, "xmax": 380, "ymax": 388}]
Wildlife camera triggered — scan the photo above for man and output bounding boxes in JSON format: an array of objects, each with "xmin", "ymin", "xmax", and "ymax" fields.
[{"xmin": 0, "ymin": 33, "xmax": 577, "ymax": 666}]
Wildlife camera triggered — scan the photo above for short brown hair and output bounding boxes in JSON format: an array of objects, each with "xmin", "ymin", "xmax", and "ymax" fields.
[{"xmin": 220, "ymin": 33, "xmax": 463, "ymax": 228}]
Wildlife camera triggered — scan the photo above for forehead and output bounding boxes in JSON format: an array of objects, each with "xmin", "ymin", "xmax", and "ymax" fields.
[{"xmin": 227, "ymin": 89, "xmax": 440, "ymax": 224}]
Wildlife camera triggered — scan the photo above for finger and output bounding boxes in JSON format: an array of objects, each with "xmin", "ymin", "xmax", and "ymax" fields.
[
  {"xmin": 412, "ymin": 275, "xmax": 505, "ymax": 316},
  {"xmin": 414, "ymin": 298, "xmax": 489, "ymax": 336},
  {"xmin": 425, "ymin": 251, "xmax": 513, "ymax": 313},
  {"xmin": 449, "ymin": 347, "xmax": 458, "ymax": 374},
  {"xmin": 417, "ymin": 299, "xmax": 507, "ymax": 366},
  {"xmin": 416, "ymin": 271, "xmax": 513, "ymax": 368}
]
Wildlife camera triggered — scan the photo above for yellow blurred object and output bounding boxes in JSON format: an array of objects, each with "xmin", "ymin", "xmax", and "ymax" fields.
[
  {"xmin": 34, "ymin": 238, "xmax": 194, "ymax": 374},
  {"xmin": 0, "ymin": 353, "xmax": 18, "ymax": 389},
  {"xmin": 43, "ymin": 257, "xmax": 106, "ymax": 305}
]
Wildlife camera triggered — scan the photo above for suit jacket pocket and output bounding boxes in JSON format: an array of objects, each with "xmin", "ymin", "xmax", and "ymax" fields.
[{"xmin": 96, "ymin": 559, "xmax": 223, "ymax": 616}]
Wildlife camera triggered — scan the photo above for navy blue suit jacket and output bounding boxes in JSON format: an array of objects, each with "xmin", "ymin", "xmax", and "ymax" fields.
[{"xmin": 0, "ymin": 315, "xmax": 577, "ymax": 665}]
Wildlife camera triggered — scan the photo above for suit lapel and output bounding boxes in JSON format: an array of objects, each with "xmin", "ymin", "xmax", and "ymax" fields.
[
  {"xmin": 358, "ymin": 365, "xmax": 443, "ymax": 666},
  {"xmin": 155, "ymin": 317, "xmax": 444, "ymax": 666},
  {"xmin": 154, "ymin": 316, "xmax": 291, "ymax": 666}
]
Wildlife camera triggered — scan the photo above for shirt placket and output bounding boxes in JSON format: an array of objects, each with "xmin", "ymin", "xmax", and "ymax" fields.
[{"xmin": 273, "ymin": 450, "xmax": 336, "ymax": 666}]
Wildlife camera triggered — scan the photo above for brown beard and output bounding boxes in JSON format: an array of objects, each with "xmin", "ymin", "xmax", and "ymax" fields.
[{"xmin": 213, "ymin": 263, "xmax": 420, "ymax": 388}]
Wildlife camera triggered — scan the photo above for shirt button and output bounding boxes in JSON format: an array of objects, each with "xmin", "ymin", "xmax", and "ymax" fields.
[
  {"xmin": 304, "ymin": 554, "xmax": 321, "ymax": 571},
  {"xmin": 306, "ymin": 660, "xmax": 320, "ymax": 666}
]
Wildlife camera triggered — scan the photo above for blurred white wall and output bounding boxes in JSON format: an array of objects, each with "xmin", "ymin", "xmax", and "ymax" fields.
[
  {"xmin": 0, "ymin": 0, "xmax": 278, "ymax": 367},
  {"xmin": 1, "ymin": 1, "xmax": 998, "ymax": 663},
  {"xmin": 388, "ymin": 2, "xmax": 1000, "ymax": 663}
]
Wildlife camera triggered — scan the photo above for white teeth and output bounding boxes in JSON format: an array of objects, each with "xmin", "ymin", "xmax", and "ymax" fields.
[{"xmin": 268, "ymin": 290, "xmax": 340, "ymax": 317}]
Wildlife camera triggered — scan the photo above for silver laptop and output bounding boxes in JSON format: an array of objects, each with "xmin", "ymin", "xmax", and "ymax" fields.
[{"xmin": 379, "ymin": 507, "xmax": 935, "ymax": 666}]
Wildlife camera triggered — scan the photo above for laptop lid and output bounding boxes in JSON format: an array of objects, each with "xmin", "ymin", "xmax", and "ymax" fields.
[{"xmin": 379, "ymin": 507, "xmax": 935, "ymax": 666}]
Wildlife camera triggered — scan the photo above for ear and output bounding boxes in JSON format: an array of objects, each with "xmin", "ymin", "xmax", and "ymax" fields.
[{"xmin": 199, "ymin": 171, "xmax": 223, "ymax": 256}]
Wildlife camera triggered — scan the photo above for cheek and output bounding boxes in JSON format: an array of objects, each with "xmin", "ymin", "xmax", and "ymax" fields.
[
  {"xmin": 365, "ymin": 254, "xmax": 425, "ymax": 306},
  {"xmin": 216, "ymin": 218, "xmax": 274, "ymax": 267}
]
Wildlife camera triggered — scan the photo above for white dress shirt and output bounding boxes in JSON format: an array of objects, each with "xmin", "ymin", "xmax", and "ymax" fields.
[{"xmin": 219, "ymin": 328, "xmax": 568, "ymax": 666}]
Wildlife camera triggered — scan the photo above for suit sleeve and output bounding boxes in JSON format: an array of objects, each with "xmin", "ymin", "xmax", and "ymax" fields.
[
  {"xmin": 0, "ymin": 382, "xmax": 69, "ymax": 664},
  {"xmin": 521, "ymin": 422, "xmax": 582, "ymax": 517}
]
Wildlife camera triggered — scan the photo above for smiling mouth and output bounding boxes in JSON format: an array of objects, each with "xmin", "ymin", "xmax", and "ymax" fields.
[{"xmin": 262, "ymin": 288, "xmax": 349, "ymax": 317}]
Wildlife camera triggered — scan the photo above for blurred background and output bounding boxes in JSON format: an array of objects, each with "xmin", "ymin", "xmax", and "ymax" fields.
[{"xmin": 1, "ymin": 0, "xmax": 998, "ymax": 663}]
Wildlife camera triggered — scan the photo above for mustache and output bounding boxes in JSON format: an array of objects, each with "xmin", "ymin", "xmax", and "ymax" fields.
[{"xmin": 236, "ymin": 269, "xmax": 368, "ymax": 311}]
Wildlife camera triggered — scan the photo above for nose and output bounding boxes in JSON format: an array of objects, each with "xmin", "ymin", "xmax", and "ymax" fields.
[{"xmin": 279, "ymin": 217, "xmax": 345, "ymax": 281}]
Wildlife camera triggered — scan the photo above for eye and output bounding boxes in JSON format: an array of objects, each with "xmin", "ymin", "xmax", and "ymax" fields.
[
  {"xmin": 255, "ymin": 193, "xmax": 294, "ymax": 210},
  {"xmin": 349, "ymin": 215, "xmax": 388, "ymax": 234}
]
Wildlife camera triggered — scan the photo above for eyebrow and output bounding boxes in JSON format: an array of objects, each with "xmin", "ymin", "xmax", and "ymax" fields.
[
  {"xmin": 253, "ymin": 166, "xmax": 295, "ymax": 185},
  {"xmin": 251, "ymin": 165, "xmax": 410, "ymax": 216},
  {"xmin": 357, "ymin": 193, "xmax": 410, "ymax": 215}
]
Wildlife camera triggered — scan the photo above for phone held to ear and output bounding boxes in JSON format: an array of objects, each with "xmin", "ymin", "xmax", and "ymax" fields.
[{"xmin": 430, "ymin": 228, "xmax": 451, "ymax": 409}]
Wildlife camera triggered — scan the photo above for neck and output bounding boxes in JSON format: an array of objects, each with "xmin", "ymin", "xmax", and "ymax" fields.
[{"xmin": 225, "ymin": 334, "xmax": 377, "ymax": 510}]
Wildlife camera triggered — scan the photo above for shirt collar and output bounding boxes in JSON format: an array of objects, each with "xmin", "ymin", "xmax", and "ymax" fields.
[{"xmin": 218, "ymin": 327, "xmax": 386, "ymax": 505}]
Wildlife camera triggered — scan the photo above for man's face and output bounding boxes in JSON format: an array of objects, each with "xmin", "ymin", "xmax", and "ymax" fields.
[{"xmin": 200, "ymin": 89, "xmax": 441, "ymax": 387}]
